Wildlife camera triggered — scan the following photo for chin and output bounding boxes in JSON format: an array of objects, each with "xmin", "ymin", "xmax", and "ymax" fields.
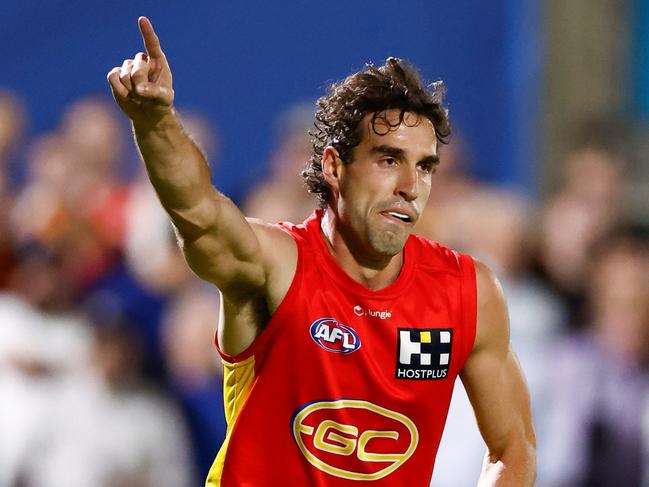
[{"xmin": 368, "ymin": 228, "xmax": 407, "ymax": 257}]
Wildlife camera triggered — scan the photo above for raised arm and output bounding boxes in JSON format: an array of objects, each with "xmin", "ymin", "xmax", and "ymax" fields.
[
  {"xmin": 106, "ymin": 18, "xmax": 296, "ymax": 353},
  {"xmin": 460, "ymin": 259, "xmax": 536, "ymax": 486}
]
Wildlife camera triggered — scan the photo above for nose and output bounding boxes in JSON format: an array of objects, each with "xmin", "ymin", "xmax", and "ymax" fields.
[{"xmin": 396, "ymin": 165, "xmax": 419, "ymax": 202}]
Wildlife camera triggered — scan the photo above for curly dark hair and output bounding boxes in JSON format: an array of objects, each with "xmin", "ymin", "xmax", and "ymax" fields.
[{"xmin": 303, "ymin": 57, "xmax": 451, "ymax": 207}]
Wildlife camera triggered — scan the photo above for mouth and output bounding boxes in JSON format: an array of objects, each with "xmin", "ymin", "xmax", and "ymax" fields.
[{"xmin": 380, "ymin": 210, "xmax": 415, "ymax": 225}]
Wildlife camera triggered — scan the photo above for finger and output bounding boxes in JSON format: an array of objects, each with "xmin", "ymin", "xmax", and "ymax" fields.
[
  {"xmin": 148, "ymin": 54, "xmax": 166, "ymax": 83},
  {"xmin": 119, "ymin": 59, "xmax": 134, "ymax": 92},
  {"xmin": 107, "ymin": 67, "xmax": 139, "ymax": 112},
  {"xmin": 131, "ymin": 52, "xmax": 150, "ymax": 88},
  {"xmin": 138, "ymin": 16, "xmax": 165, "ymax": 60},
  {"xmin": 107, "ymin": 67, "xmax": 129, "ymax": 99}
]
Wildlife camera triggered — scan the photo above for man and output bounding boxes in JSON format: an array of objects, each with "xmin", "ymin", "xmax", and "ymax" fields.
[{"xmin": 107, "ymin": 17, "xmax": 535, "ymax": 486}]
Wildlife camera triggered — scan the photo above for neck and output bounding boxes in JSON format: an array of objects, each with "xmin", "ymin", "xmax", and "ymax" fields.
[{"xmin": 320, "ymin": 208, "xmax": 404, "ymax": 291}]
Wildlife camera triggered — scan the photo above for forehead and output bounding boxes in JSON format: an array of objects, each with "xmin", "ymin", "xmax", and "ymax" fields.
[{"xmin": 358, "ymin": 110, "xmax": 438, "ymax": 153}]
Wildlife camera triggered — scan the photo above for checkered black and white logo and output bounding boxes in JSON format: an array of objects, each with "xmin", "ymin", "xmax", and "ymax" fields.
[{"xmin": 395, "ymin": 328, "xmax": 452, "ymax": 380}]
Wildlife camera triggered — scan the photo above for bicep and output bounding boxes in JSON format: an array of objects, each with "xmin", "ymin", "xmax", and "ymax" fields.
[
  {"xmin": 461, "ymin": 346, "xmax": 533, "ymax": 455},
  {"xmin": 460, "ymin": 259, "xmax": 535, "ymax": 458},
  {"xmin": 177, "ymin": 192, "xmax": 268, "ymax": 291}
]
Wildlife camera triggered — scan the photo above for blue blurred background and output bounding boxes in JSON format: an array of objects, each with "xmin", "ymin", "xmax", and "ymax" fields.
[{"xmin": 1, "ymin": 0, "xmax": 542, "ymax": 198}]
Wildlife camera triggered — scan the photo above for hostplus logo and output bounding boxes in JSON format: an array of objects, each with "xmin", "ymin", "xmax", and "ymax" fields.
[
  {"xmin": 395, "ymin": 328, "xmax": 452, "ymax": 380},
  {"xmin": 353, "ymin": 305, "xmax": 392, "ymax": 320}
]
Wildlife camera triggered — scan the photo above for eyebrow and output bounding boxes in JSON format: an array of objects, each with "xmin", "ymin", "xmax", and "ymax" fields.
[{"xmin": 369, "ymin": 144, "xmax": 440, "ymax": 165}]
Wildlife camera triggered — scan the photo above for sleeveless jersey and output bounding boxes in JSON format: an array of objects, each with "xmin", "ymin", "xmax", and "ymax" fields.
[{"xmin": 206, "ymin": 209, "xmax": 477, "ymax": 487}]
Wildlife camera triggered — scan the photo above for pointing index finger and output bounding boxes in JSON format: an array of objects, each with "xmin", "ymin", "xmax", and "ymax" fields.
[{"xmin": 138, "ymin": 16, "xmax": 164, "ymax": 59}]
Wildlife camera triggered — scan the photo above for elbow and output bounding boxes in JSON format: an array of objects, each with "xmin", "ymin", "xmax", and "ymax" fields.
[
  {"xmin": 484, "ymin": 429, "xmax": 536, "ymax": 486},
  {"xmin": 489, "ymin": 418, "xmax": 536, "ymax": 461},
  {"xmin": 487, "ymin": 441, "xmax": 536, "ymax": 471}
]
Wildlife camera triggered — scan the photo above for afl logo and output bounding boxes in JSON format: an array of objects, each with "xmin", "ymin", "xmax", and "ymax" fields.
[
  {"xmin": 292, "ymin": 399, "xmax": 419, "ymax": 480},
  {"xmin": 309, "ymin": 318, "xmax": 361, "ymax": 354}
]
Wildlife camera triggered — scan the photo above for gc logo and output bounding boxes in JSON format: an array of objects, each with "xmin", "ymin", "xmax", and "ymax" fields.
[{"xmin": 291, "ymin": 399, "xmax": 418, "ymax": 480}]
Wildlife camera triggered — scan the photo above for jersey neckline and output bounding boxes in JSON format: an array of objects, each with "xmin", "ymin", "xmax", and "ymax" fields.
[{"xmin": 305, "ymin": 209, "xmax": 416, "ymax": 300}]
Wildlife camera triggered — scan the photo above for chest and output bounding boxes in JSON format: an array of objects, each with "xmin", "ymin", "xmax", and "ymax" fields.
[{"xmin": 265, "ymin": 272, "xmax": 467, "ymax": 398}]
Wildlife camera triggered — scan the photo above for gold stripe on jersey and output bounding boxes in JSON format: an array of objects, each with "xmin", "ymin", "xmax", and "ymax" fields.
[{"xmin": 205, "ymin": 355, "xmax": 256, "ymax": 487}]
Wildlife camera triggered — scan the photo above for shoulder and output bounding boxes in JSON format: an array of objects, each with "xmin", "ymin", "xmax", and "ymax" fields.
[
  {"xmin": 244, "ymin": 217, "xmax": 298, "ymax": 268},
  {"xmin": 473, "ymin": 258, "xmax": 510, "ymax": 354},
  {"xmin": 247, "ymin": 217, "xmax": 298, "ymax": 246},
  {"xmin": 474, "ymin": 259, "xmax": 506, "ymax": 313},
  {"xmin": 245, "ymin": 218, "xmax": 299, "ymax": 300}
]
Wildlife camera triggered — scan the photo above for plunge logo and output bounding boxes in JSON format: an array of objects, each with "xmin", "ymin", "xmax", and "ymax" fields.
[{"xmin": 353, "ymin": 305, "xmax": 392, "ymax": 320}]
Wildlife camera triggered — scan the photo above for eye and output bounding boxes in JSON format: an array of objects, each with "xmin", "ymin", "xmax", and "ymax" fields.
[
  {"xmin": 417, "ymin": 162, "xmax": 437, "ymax": 175},
  {"xmin": 381, "ymin": 157, "xmax": 398, "ymax": 167}
]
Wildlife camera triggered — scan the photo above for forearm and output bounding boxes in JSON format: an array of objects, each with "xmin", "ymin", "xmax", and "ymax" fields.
[
  {"xmin": 109, "ymin": 18, "xmax": 268, "ymax": 290},
  {"xmin": 133, "ymin": 110, "xmax": 221, "ymax": 238},
  {"xmin": 477, "ymin": 443, "xmax": 536, "ymax": 487}
]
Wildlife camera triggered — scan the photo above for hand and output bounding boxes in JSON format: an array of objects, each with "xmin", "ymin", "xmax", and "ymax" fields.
[{"xmin": 107, "ymin": 17, "xmax": 174, "ymax": 126}]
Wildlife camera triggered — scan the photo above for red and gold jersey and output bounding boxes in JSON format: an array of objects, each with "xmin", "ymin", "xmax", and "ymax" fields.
[{"xmin": 207, "ymin": 210, "xmax": 477, "ymax": 486}]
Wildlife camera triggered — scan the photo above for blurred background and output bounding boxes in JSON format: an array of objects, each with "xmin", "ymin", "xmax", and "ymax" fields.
[{"xmin": 1, "ymin": 0, "xmax": 649, "ymax": 486}]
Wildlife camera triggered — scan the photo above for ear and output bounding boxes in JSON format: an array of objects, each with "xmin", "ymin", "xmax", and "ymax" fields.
[{"xmin": 322, "ymin": 146, "xmax": 343, "ymax": 197}]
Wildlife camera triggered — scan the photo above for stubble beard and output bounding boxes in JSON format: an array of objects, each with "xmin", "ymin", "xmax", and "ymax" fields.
[
  {"xmin": 339, "ymin": 204, "xmax": 409, "ymax": 261},
  {"xmin": 366, "ymin": 218, "xmax": 408, "ymax": 257}
]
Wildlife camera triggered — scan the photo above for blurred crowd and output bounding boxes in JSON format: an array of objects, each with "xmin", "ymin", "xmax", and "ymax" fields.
[
  {"xmin": 0, "ymin": 88, "xmax": 648, "ymax": 487},
  {"xmin": 0, "ymin": 91, "xmax": 224, "ymax": 487}
]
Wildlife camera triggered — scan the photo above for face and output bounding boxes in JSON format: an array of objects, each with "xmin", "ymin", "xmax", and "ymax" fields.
[{"xmin": 325, "ymin": 110, "xmax": 439, "ymax": 258}]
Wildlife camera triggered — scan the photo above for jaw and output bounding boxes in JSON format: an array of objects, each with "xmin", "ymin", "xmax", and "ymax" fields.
[
  {"xmin": 362, "ymin": 210, "xmax": 412, "ymax": 258},
  {"xmin": 367, "ymin": 223, "xmax": 409, "ymax": 257},
  {"xmin": 327, "ymin": 198, "xmax": 413, "ymax": 266},
  {"xmin": 328, "ymin": 212, "xmax": 400, "ymax": 266}
]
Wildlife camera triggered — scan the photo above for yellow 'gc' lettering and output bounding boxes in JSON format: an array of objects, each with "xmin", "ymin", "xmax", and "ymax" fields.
[
  {"xmin": 313, "ymin": 420, "xmax": 358, "ymax": 456},
  {"xmin": 357, "ymin": 430, "xmax": 402, "ymax": 462},
  {"xmin": 292, "ymin": 399, "xmax": 419, "ymax": 481}
]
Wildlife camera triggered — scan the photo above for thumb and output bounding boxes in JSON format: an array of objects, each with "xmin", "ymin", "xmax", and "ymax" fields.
[{"xmin": 135, "ymin": 82, "xmax": 173, "ymax": 106}]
